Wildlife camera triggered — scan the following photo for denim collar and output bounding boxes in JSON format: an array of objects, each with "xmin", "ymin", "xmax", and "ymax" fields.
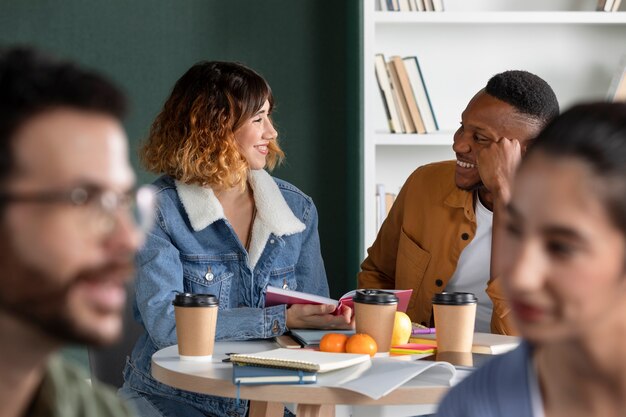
[{"xmin": 175, "ymin": 169, "xmax": 305, "ymax": 268}]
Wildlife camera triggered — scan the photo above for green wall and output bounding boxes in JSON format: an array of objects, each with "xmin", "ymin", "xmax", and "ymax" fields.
[{"xmin": 0, "ymin": 0, "xmax": 362, "ymax": 298}]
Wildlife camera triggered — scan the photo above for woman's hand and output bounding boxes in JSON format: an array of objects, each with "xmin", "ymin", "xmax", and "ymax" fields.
[{"xmin": 286, "ymin": 304, "xmax": 354, "ymax": 330}]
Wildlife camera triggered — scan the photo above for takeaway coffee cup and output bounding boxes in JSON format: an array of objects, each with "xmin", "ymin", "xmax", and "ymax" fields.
[
  {"xmin": 353, "ymin": 289, "xmax": 398, "ymax": 353},
  {"xmin": 173, "ymin": 293, "xmax": 219, "ymax": 361},
  {"xmin": 432, "ymin": 292, "xmax": 477, "ymax": 353}
]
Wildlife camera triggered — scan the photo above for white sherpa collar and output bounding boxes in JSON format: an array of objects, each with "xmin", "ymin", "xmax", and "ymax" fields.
[{"xmin": 175, "ymin": 170, "xmax": 305, "ymax": 269}]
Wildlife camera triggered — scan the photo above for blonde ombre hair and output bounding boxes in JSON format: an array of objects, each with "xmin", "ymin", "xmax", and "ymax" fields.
[{"xmin": 141, "ymin": 61, "xmax": 284, "ymax": 189}]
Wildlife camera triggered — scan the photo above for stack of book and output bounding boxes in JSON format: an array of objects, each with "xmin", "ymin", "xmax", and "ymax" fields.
[
  {"xmin": 375, "ymin": 54, "xmax": 438, "ymax": 134},
  {"xmin": 230, "ymin": 348, "xmax": 371, "ymax": 386},
  {"xmin": 231, "ymin": 348, "xmax": 457, "ymax": 400},
  {"xmin": 379, "ymin": 0, "xmax": 444, "ymax": 12}
]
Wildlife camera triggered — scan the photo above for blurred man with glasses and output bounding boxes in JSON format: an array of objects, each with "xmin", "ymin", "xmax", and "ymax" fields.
[{"xmin": 0, "ymin": 47, "xmax": 154, "ymax": 417}]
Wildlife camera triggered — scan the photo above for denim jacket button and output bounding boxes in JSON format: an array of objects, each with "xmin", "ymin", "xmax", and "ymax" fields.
[
  {"xmin": 269, "ymin": 238, "xmax": 275, "ymax": 244},
  {"xmin": 205, "ymin": 272, "xmax": 214, "ymax": 281},
  {"xmin": 272, "ymin": 319, "xmax": 280, "ymax": 334}
]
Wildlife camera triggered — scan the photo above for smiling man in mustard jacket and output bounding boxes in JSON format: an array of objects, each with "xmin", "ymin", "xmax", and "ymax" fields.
[{"xmin": 358, "ymin": 70, "xmax": 559, "ymax": 335}]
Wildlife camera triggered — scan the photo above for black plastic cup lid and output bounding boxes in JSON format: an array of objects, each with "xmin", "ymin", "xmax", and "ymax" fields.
[
  {"xmin": 172, "ymin": 293, "xmax": 219, "ymax": 307},
  {"xmin": 353, "ymin": 289, "xmax": 398, "ymax": 305},
  {"xmin": 432, "ymin": 292, "xmax": 477, "ymax": 305}
]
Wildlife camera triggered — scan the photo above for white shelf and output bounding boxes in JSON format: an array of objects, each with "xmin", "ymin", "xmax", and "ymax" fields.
[
  {"xmin": 375, "ymin": 11, "xmax": 626, "ymax": 24},
  {"xmin": 375, "ymin": 131, "xmax": 454, "ymax": 146},
  {"xmin": 361, "ymin": 0, "xmax": 626, "ymax": 255}
]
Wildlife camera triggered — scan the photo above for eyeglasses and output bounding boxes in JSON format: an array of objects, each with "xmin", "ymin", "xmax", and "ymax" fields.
[{"xmin": 0, "ymin": 184, "xmax": 157, "ymax": 236}]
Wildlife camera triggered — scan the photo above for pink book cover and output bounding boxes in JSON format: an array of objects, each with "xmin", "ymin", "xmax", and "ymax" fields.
[{"xmin": 265, "ymin": 287, "xmax": 413, "ymax": 315}]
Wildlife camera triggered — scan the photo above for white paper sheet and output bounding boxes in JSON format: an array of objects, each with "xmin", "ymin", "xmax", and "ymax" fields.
[{"xmin": 316, "ymin": 358, "xmax": 455, "ymax": 400}]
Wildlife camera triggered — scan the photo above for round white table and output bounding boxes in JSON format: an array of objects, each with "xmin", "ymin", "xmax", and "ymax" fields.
[{"xmin": 151, "ymin": 341, "xmax": 463, "ymax": 417}]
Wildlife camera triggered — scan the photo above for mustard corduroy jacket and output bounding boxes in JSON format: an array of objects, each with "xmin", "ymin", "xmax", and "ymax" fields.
[{"xmin": 358, "ymin": 160, "xmax": 515, "ymax": 335}]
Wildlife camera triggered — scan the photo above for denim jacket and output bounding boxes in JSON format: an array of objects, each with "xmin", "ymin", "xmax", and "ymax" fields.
[{"xmin": 122, "ymin": 169, "xmax": 329, "ymax": 417}]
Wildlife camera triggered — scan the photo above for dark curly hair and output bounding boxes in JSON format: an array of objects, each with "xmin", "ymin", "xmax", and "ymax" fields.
[
  {"xmin": 0, "ymin": 46, "xmax": 127, "ymax": 182},
  {"xmin": 486, "ymin": 70, "xmax": 559, "ymax": 127},
  {"xmin": 526, "ymin": 102, "xmax": 626, "ymax": 235},
  {"xmin": 141, "ymin": 61, "xmax": 284, "ymax": 189}
]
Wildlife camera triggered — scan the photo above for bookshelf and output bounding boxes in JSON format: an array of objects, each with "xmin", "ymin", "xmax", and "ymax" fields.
[{"xmin": 361, "ymin": 0, "xmax": 626, "ymax": 255}]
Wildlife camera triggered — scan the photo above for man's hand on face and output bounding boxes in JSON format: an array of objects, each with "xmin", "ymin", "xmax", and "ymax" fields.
[{"xmin": 476, "ymin": 137, "xmax": 522, "ymax": 204}]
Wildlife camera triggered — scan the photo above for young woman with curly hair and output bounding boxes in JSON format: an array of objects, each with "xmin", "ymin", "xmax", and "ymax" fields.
[{"xmin": 119, "ymin": 61, "xmax": 352, "ymax": 417}]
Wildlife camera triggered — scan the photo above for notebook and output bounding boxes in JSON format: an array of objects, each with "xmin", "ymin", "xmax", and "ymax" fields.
[
  {"xmin": 229, "ymin": 348, "xmax": 370, "ymax": 373},
  {"xmin": 389, "ymin": 343, "xmax": 437, "ymax": 355},
  {"xmin": 232, "ymin": 363, "xmax": 317, "ymax": 385},
  {"xmin": 289, "ymin": 329, "xmax": 355, "ymax": 347},
  {"xmin": 264, "ymin": 287, "xmax": 413, "ymax": 315},
  {"xmin": 410, "ymin": 332, "xmax": 520, "ymax": 355}
]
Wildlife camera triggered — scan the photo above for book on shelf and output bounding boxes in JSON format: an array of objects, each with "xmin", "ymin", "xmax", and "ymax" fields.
[
  {"xmin": 597, "ymin": 0, "xmax": 619, "ymax": 11},
  {"xmin": 374, "ymin": 54, "xmax": 402, "ymax": 133},
  {"xmin": 376, "ymin": 183, "xmax": 386, "ymax": 230},
  {"xmin": 608, "ymin": 55, "xmax": 626, "ymax": 102},
  {"xmin": 265, "ymin": 286, "xmax": 413, "ymax": 316},
  {"xmin": 432, "ymin": 0, "xmax": 444, "ymax": 11},
  {"xmin": 229, "ymin": 348, "xmax": 370, "ymax": 373},
  {"xmin": 390, "ymin": 56, "xmax": 426, "ymax": 134},
  {"xmin": 410, "ymin": 331, "xmax": 520, "ymax": 355},
  {"xmin": 376, "ymin": 185, "xmax": 396, "ymax": 229},
  {"xmin": 385, "ymin": 192, "xmax": 396, "ymax": 216},
  {"xmin": 232, "ymin": 363, "xmax": 317, "ymax": 385},
  {"xmin": 374, "ymin": 54, "xmax": 437, "ymax": 134},
  {"xmin": 387, "ymin": 60, "xmax": 416, "ymax": 133},
  {"xmin": 423, "ymin": 0, "xmax": 434, "ymax": 12},
  {"xmin": 398, "ymin": 0, "xmax": 411, "ymax": 12},
  {"xmin": 403, "ymin": 56, "xmax": 439, "ymax": 132}
]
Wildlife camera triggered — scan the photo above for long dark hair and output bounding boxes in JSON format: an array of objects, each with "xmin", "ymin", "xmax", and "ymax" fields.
[{"xmin": 526, "ymin": 102, "xmax": 626, "ymax": 235}]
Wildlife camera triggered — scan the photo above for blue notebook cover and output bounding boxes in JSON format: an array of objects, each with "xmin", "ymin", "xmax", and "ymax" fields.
[
  {"xmin": 289, "ymin": 329, "xmax": 355, "ymax": 347},
  {"xmin": 232, "ymin": 364, "xmax": 317, "ymax": 385}
]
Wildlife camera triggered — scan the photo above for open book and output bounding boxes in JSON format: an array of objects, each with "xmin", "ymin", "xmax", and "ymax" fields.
[
  {"xmin": 264, "ymin": 287, "xmax": 412, "ymax": 315},
  {"xmin": 229, "ymin": 348, "xmax": 370, "ymax": 373}
]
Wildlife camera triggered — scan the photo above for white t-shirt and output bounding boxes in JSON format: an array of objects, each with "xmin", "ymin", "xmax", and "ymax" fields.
[{"xmin": 445, "ymin": 195, "xmax": 493, "ymax": 333}]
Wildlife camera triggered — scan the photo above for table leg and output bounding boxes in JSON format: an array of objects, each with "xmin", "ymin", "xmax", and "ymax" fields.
[
  {"xmin": 249, "ymin": 400, "xmax": 284, "ymax": 417},
  {"xmin": 296, "ymin": 404, "xmax": 335, "ymax": 417}
]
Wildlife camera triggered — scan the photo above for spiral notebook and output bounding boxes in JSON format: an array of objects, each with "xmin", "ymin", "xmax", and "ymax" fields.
[{"xmin": 229, "ymin": 348, "xmax": 370, "ymax": 373}]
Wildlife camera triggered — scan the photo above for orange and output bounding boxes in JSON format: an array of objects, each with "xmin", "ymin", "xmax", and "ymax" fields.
[
  {"xmin": 390, "ymin": 312, "xmax": 412, "ymax": 347},
  {"xmin": 345, "ymin": 333, "xmax": 377, "ymax": 357},
  {"xmin": 319, "ymin": 333, "xmax": 349, "ymax": 353}
]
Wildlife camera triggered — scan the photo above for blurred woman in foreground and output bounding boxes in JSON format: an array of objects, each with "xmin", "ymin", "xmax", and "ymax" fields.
[{"xmin": 437, "ymin": 102, "xmax": 626, "ymax": 417}]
